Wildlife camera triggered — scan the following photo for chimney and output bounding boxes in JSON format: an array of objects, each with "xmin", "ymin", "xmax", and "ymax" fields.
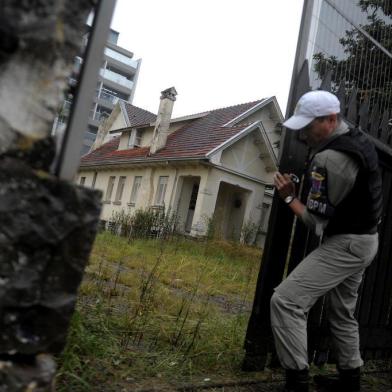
[{"xmin": 150, "ymin": 87, "xmax": 177, "ymax": 154}]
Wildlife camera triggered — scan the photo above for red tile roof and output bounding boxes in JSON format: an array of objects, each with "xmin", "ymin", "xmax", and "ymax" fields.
[
  {"xmin": 81, "ymin": 100, "xmax": 264, "ymax": 167},
  {"xmin": 122, "ymin": 102, "xmax": 157, "ymax": 127}
]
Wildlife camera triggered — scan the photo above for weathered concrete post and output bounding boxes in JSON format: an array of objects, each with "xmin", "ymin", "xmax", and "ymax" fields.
[{"xmin": 0, "ymin": 1, "xmax": 102, "ymax": 390}]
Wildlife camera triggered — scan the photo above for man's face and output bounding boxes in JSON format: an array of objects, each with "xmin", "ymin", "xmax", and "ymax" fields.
[{"xmin": 297, "ymin": 115, "xmax": 337, "ymax": 148}]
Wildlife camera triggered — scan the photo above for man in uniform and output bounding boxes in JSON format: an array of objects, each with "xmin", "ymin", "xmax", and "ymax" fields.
[{"xmin": 270, "ymin": 90, "xmax": 382, "ymax": 392}]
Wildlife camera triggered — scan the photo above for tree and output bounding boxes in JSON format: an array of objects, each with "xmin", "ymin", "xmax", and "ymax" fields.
[{"xmin": 359, "ymin": 0, "xmax": 392, "ymax": 17}]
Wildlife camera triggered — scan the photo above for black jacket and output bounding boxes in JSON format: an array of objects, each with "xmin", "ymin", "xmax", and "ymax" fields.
[{"xmin": 308, "ymin": 128, "xmax": 383, "ymax": 236}]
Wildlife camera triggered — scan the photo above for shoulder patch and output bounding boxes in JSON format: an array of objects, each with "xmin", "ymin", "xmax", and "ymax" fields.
[{"xmin": 306, "ymin": 166, "xmax": 335, "ymax": 217}]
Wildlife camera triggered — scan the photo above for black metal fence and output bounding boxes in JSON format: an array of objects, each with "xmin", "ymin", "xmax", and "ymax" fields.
[{"xmin": 243, "ymin": 60, "xmax": 392, "ymax": 370}]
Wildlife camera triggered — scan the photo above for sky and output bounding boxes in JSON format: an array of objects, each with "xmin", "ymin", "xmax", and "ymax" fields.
[{"xmin": 110, "ymin": 0, "xmax": 304, "ymax": 118}]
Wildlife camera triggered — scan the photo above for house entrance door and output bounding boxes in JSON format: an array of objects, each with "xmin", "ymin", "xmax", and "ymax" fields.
[{"xmin": 185, "ymin": 183, "xmax": 199, "ymax": 233}]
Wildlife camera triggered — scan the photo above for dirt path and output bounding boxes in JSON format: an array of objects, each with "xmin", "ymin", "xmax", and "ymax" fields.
[
  {"xmin": 86, "ymin": 261, "xmax": 253, "ymax": 315},
  {"xmin": 101, "ymin": 370, "xmax": 392, "ymax": 391}
]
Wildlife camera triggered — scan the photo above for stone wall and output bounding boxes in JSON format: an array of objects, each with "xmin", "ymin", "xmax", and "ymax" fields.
[{"xmin": 0, "ymin": 1, "xmax": 101, "ymax": 390}]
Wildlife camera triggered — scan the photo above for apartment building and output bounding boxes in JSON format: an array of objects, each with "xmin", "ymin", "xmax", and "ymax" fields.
[{"xmin": 55, "ymin": 27, "xmax": 141, "ymax": 155}]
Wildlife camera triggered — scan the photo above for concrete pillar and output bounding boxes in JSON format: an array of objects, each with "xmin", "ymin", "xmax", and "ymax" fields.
[
  {"xmin": 190, "ymin": 170, "xmax": 220, "ymax": 237},
  {"xmin": 139, "ymin": 167, "xmax": 156, "ymax": 207}
]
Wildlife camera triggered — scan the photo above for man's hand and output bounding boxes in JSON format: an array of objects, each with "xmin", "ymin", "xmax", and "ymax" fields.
[{"xmin": 274, "ymin": 172, "xmax": 296, "ymax": 199}]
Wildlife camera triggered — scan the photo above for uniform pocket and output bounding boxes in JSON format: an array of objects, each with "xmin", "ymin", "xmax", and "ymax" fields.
[{"xmin": 348, "ymin": 235, "xmax": 378, "ymax": 265}]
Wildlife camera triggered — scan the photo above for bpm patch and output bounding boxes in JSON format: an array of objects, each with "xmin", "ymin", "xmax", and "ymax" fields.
[{"xmin": 306, "ymin": 166, "xmax": 335, "ymax": 217}]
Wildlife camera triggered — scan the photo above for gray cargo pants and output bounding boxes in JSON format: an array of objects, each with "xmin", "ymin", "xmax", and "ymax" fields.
[{"xmin": 270, "ymin": 233, "xmax": 378, "ymax": 370}]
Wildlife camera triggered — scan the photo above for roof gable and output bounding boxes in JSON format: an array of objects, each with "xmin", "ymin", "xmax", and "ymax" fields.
[
  {"xmin": 207, "ymin": 122, "xmax": 278, "ymax": 171},
  {"xmin": 121, "ymin": 101, "xmax": 157, "ymax": 128},
  {"xmin": 223, "ymin": 96, "xmax": 283, "ymax": 126},
  {"xmin": 219, "ymin": 128, "xmax": 276, "ymax": 177}
]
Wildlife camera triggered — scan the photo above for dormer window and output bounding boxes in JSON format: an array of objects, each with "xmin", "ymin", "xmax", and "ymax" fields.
[
  {"xmin": 127, "ymin": 132, "xmax": 133, "ymax": 148},
  {"xmin": 135, "ymin": 129, "xmax": 142, "ymax": 147},
  {"xmin": 127, "ymin": 129, "xmax": 142, "ymax": 148}
]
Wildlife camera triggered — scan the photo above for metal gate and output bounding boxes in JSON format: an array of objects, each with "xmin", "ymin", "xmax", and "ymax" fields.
[{"xmin": 243, "ymin": 59, "xmax": 392, "ymax": 370}]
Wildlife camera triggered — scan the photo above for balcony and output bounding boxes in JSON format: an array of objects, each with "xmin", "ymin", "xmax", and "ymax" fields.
[
  {"xmin": 89, "ymin": 109, "xmax": 110, "ymax": 123},
  {"xmin": 58, "ymin": 99, "xmax": 72, "ymax": 118},
  {"xmin": 104, "ymin": 47, "xmax": 139, "ymax": 69},
  {"xmin": 100, "ymin": 68, "xmax": 134, "ymax": 90},
  {"xmin": 63, "ymin": 99, "xmax": 72, "ymax": 111},
  {"xmin": 73, "ymin": 56, "xmax": 82, "ymax": 75},
  {"xmin": 97, "ymin": 90, "xmax": 119, "ymax": 105}
]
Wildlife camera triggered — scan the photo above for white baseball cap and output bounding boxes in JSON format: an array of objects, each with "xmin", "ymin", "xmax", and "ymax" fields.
[{"xmin": 283, "ymin": 90, "xmax": 341, "ymax": 130}]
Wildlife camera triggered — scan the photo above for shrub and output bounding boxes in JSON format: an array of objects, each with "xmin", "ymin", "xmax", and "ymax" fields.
[
  {"xmin": 240, "ymin": 220, "xmax": 258, "ymax": 245},
  {"xmin": 109, "ymin": 207, "xmax": 179, "ymax": 240}
]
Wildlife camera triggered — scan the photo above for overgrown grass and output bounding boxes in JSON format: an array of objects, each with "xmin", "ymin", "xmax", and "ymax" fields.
[{"xmin": 55, "ymin": 231, "xmax": 262, "ymax": 391}]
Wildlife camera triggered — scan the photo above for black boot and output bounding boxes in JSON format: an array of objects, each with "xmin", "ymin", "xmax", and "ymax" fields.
[
  {"xmin": 283, "ymin": 369, "xmax": 309, "ymax": 392},
  {"xmin": 314, "ymin": 367, "xmax": 360, "ymax": 391}
]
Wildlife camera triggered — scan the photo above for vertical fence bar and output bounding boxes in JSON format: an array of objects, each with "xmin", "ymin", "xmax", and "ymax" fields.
[
  {"xmin": 242, "ymin": 0, "xmax": 315, "ymax": 371},
  {"xmin": 55, "ymin": 0, "xmax": 117, "ymax": 181}
]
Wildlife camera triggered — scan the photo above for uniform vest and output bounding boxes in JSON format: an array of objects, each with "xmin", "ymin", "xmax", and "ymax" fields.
[{"xmin": 308, "ymin": 128, "xmax": 383, "ymax": 236}]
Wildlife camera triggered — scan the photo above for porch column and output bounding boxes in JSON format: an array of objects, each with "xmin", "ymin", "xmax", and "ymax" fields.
[
  {"xmin": 139, "ymin": 167, "xmax": 156, "ymax": 208},
  {"xmin": 190, "ymin": 171, "xmax": 219, "ymax": 236}
]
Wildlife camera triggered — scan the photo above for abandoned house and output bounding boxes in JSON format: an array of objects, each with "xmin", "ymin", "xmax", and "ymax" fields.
[{"xmin": 77, "ymin": 87, "xmax": 282, "ymax": 246}]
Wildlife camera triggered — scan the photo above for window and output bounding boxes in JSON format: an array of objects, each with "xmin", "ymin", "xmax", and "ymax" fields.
[
  {"xmin": 127, "ymin": 132, "xmax": 133, "ymax": 148},
  {"xmin": 88, "ymin": 125, "xmax": 98, "ymax": 134},
  {"xmin": 114, "ymin": 176, "xmax": 126, "ymax": 203},
  {"xmin": 129, "ymin": 176, "xmax": 142, "ymax": 205},
  {"xmin": 127, "ymin": 129, "xmax": 142, "ymax": 148},
  {"xmin": 96, "ymin": 105, "xmax": 111, "ymax": 121},
  {"xmin": 80, "ymin": 176, "xmax": 86, "ymax": 186},
  {"xmin": 135, "ymin": 129, "xmax": 142, "ymax": 146},
  {"xmin": 155, "ymin": 176, "xmax": 169, "ymax": 206},
  {"xmin": 105, "ymin": 176, "xmax": 116, "ymax": 201}
]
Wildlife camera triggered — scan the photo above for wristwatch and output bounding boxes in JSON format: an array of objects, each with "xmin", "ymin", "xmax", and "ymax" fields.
[{"xmin": 284, "ymin": 195, "xmax": 295, "ymax": 205}]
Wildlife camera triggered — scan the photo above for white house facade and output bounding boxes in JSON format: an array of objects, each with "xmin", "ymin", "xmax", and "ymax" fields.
[{"xmin": 78, "ymin": 88, "xmax": 282, "ymax": 246}]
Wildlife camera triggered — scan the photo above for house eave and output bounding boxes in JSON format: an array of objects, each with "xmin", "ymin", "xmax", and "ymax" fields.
[
  {"xmin": 223, "ymin": 97, "xmax": 269, "ymax": 126},
  {"xmin": 223, "ymin": 96, "xmax": 284, "ymax": 127},
  {"xmin": 202, "ymin": 161, "xmax": 273, "ymax": 186},
  {"xmin": 120, "ymin": 101, "xmax": 131, "ymax": 127},
  {"xmin": 79, "ymin": 156, "xmax": 209, "ymax": 170},
  {"xmin": 109, "ymin": 124, "xmax": 152, "ymax": 134},
  {"xmin": 205, "ymin": 122, "xmax": 261, "ymax": 158},
  {"xmin": 258, "ymin": 122, "xmax": 278, "ymax": 168}
]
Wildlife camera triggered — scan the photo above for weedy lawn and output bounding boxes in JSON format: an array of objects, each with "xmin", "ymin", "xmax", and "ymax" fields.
[{"xmin": 55, "ymin": 231, "xmax": 263, "ymax": 391}]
